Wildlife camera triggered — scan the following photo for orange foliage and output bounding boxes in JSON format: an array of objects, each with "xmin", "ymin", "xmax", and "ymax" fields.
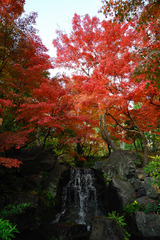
[{"xmin": 0, "ymin": 157, "xmax": 22, "ymax": 168}]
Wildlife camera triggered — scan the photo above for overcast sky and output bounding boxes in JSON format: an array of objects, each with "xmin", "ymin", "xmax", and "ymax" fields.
[{"xmin": 24, "ymin": 0, "xmax": 104, "ymax": 58}]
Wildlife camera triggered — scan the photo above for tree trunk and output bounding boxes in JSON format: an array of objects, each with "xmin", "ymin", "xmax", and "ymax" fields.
[
  {"xmin": 99, "ymin": 113, "xmax": 118, "ymax": 152},
  {"xmin": 141, "ymin": 133, "xmax": 148, "ymax": 166},
  {"xmin": 76, "ymin": 138, "xmax": 83, "ymax": 155},
  {"xmin": 133, "ymin": 139, "xmax": 138, "ymax": 152},
  {"xmin": 127, "ymin": 113, "xmax": 149, "ymax": 166}
]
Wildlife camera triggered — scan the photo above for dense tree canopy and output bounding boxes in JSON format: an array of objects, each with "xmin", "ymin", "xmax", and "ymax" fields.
[
  {"xmin": 53, "ymin": 12, "xmax": 160, "ymax": 164},
  {"xmin": 0, "ymin": 0, "xmax": 75, "ymax": 167},
  {"xmin": 0, "ymin": 0, "xmax": 159, "ymax": 167},
  {"xmin": 101, "ymin": 0, "xmax": 160, "ymax": 24}
]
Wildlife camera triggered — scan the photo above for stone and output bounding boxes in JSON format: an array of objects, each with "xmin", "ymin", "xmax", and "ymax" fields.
[
  {"xmin": 39, "ymin": 155, "xmax": 56, "ymax": 171},
  {"xmin": 136, "ymin": 168, "xmax": 148, "ymax": 181},
  {"xmin": 135, "ymin": 187, "xmax": 146, "ymax": 198},
  {"xmin": 135, "ymin": 211, "xmax": 160, "ymax": 237},
  {"xmin": 43, "ymin": 223, "xmax": 89, "ymax": 240},
  {"xmin": 93, "ymin": 161, "xmax": 114, "ymax": 176},
  {"xmin": 134, "ymin": 179, "xmax": 144, "ymax": 190},
  {"xmin": 108, "ymin": 177, "xmax": 135, "ymax": 211},
  {"xmin": 134, "ymin": 179, "xmax": 146, "ymax": 198},
  {"xmin": 46, "ymin": 164, "xmax": 68, "ymax": 198},
  {"xmin": 90, "ymin": 217, "xmax": 125, "ymax": 240},
  {"xmin": 107, "ymin": 150, "xmax": 137, "ymax": 181},
  {"xmin": 144, "ymin": 177, "xmax": 160, "ymax": 199},
  {"xmin": 93, "ymin": 150, "xmax": 138, "ymax": 184},
  {"xmin": 136, "ymin": 196, "xmax": 155, "ymax": 207}
]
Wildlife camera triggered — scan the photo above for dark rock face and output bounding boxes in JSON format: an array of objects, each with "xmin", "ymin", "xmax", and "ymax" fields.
[
  {"xmin": 144, "ymin": 177, "xmax": 160, "ymax": 199},
  {"xmin": 127, "ymin": 211, "xmax": 160, "ymax": 239},
  {"xmin": 94, "ymin": 150, "xmax": 137, "ymax": 183},
  {"xmin": 135, "ymin": 211, "xmax": 160, "ymax": 237},
  {"xmin": 94, "ymin": 150, "xmax": 137, "ymax": 212},
  {"xmin": 43, "ymin": 223, "xmax": 89, "ymax": 240},
  {"xmin": 107, "ymin": 150, "xmax": 137, "ymax": 182},
  {"xmin": 90, "ymin": 217, "xmax": 125, "ymax": 240},
  {"xmin": 108, "ymin": 177, "xmax": 135, "ymax": 212},
  {"xmin": 93, "ymin": 150, "xmax": 160, "ymax": 239}
]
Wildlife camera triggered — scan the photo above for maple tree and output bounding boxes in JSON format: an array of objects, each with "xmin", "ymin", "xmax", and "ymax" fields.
[
  {"xmin": 101, "ymin": 0, "xmax": 160, "ymax": 24},
  {"xmin": 101, "ymin": 0, "xmax": 160, "ymax": 160},
  {"xmin": 53, "ymin": 13, "xmax": 160, "ymax": 165},
  {"xmin": 0, "ymin": 0, "xmax": 52, "ymax": 167},
  {"xmin": 0, "ymin": 1, "xmax": 97, "ymax": 168},
  {"xmin": 101, "ymin": 0, "xmax": 160, "ymax": 88},
  {"xmin": 0, "ymin": 0, "xmax": 159, "ymax": 168}
]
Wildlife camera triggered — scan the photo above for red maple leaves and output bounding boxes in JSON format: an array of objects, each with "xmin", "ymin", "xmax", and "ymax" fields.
[{"xmin": 0, "ymin": 1, "xmax": 159, "ymax": 168}]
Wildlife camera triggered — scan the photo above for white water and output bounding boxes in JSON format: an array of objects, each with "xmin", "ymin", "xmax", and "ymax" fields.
[{"xmin": 54, "ymin": 168, "xmax": 102, "ymax": 228}]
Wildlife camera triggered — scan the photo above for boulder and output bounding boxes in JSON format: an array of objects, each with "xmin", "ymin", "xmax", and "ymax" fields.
[
  {"xmin": 136, "ymin": 168, "xmax": 148, "ymax": 181},
  {"xmin": 93, "ymin": 150, "xmax": 138, "ymax": 184},
  {"xmin": 46, "ymin": 163, "xmax": 68, "ymax": 198},
  {"xmin": 134, "ymin": 179, "xmax": 146, "ymax": 198},
  {"xmin": 90, "ymin": 217, "xmax": 125, "ymax": 240},
  {"xmin": 107, "ymin": 150, "xmax": 137, "ymax": 182},
  {"xmin": 43, "ymin": 222, "xmax": 89, "ymax": 240},
  {"xmin": 108, "ymin": 177, "xmax": 135, "ymax": 212},
  {"xmin": 134, "ymin": 211, "xmax": 160, "ymax": 238},
  {"xmin": 144, "ymin": 177, "xmax": 160, "ymax": 200},
  {"xmin": 136, "ymin": 195, "xmax": 155, "ymax": 207}
]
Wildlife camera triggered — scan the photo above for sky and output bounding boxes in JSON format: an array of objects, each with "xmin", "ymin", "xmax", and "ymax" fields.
[{"xmin": 24, "ymin": 0, "xmax": 105, "ymax": 59}]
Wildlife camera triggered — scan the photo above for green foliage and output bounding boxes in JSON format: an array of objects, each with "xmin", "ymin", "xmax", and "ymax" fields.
[
  {"xmin": 135, "ymin": 154, "xmax": 143, "ymax": 167},
  {"xmin": 144, "ymin": 201, "xmax": 160, "ymax": 214},
  {"xmin": 108, "ymin": 211, "xmax": 130, "ymax": 240},
  {"xmin": 124, "ymin": 139, "xmax": 143, "ymax": 152},
  {"xmin": 58, "ymin": 154, "xmax": 75, "ymax": 167},
  {"xmin": 144, "ymin": 155, "xmax": 160, "ymax": 187},
  {"xmin": 41, "ymin": 190, "xmax": 57, "ymax": 207},
  {"xmin": 124, "ymin": 200, "xmax": 144, "ymax": 215},
  {"xmin": 0, "ymin": 202, "xmax": 31, "ymax": 219},
  {"xmin": 108, "ymin": 211, "xmax": 126, "ymax": 227},
  {"xmin": 145, "ymin": 130, "xmax": 160, "ymax": 152},
  {"xmin": 0, "ymin": 218, "xmax": 19, "ymax": 240},
  {"xmin": 84, "ymin": 156, "xmax": 104, "ymax": 168},
  {"xmin": 133, "ymin": 102, "xmax": 142, "ymax": 110},
  {"xmin": 103, "ymin": 173, "xmax": 112, "ymax": 187}
]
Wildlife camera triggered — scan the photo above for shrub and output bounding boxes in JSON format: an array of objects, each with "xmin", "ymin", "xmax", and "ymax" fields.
[
  {"xmin": 108, "ymin": 211, "xmax": 130, "ymax": 240},
  {"xmin": 144, "ymin": 201, "xmax": 160, "ymax": 214},
  {"xmin": 124, "ymin": 200, "xmax": 144, "ymax": 215},
  {"xmin": 0, "ymin": 218, "xmax": 19, "ymax": 240},
  {"xmin": 145, "ymin": 155, "xmax": 160, "ymax": 187},
  {"xmin": 0, "ymin": 202, "xmax": 31, "ymax": 219}
]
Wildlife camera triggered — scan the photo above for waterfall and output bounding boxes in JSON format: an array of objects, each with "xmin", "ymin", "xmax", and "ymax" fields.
[{"xmin": 54, "ymin": 168, "xmax": 102, "ymax": 228}]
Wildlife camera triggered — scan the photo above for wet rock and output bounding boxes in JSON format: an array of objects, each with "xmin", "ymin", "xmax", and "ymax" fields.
[
  {"xmin": 43, "ymin": 222, "xmax": 89, "ymax": 240},
  {"xmin": 90, "ymin": 217, "xmax": 125, "ymax": 240}
]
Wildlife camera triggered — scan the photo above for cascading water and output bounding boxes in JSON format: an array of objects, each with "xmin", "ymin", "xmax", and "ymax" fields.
[{"xmin": 54, "ymin": 168, "xmax": 103, "ymax": 229}]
